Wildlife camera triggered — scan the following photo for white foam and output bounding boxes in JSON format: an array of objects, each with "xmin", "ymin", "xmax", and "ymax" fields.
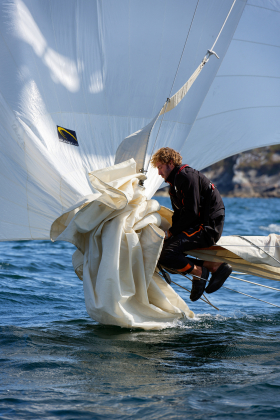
[{"xmin": 259, "ymin": 224, "xmax": 280, "ymax": 233}]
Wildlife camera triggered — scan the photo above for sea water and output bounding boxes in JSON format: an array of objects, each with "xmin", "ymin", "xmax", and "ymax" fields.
[{"xmin": 1, "ymin": 198, "xmax": 280, "ymax": 419}]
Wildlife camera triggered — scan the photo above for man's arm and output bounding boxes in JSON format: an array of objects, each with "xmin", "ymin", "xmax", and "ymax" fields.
[{"xmin": 169, "ymin": 170, "xmax": 201, "ymax": 236}]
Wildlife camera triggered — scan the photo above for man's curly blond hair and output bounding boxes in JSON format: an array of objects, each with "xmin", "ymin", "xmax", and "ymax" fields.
[{"xmin": 150, "ymin": 147, "xmax": 182, "ymax": 167}]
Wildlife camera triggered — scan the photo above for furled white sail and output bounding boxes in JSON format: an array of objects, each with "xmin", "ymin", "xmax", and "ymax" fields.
[
  {"xmin": 50, "ymin": 159, "xmax": 195, "ymax": 329},
  {"xmin": 50, "ymin": 158, "xmax": 280, "ymax": 328},
  {"xmin": 0, "ymin": 0, "xmax": 280, "ymax": 241}
]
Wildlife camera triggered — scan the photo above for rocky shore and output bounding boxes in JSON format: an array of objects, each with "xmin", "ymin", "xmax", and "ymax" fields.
[{"xmin": 155, "ymin": 145, "xmax": 280, "ymax": 198}]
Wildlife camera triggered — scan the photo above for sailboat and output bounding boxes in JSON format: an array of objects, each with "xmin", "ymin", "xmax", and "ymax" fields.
[{"xmin": 1, "ymin": 0, "xmax": 280, "ymax": 328}]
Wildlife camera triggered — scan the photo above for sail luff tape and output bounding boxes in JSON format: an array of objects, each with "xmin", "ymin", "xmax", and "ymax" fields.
[
  {"xmin": 141, "ymin": 108, "xmax": 163, "ymax": 174},
  {"xmin": 162, "ymin": 0, "xmax": 237, "ymax": 117},
  {"xmin": 159, "ymin": 57, "xmax": 208, "ymax": 116}
]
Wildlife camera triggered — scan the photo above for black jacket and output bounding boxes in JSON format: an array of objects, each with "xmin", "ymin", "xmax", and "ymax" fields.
[{"xmin": 166, "ymin": 165, "xmax": 225, "ymax": 236}]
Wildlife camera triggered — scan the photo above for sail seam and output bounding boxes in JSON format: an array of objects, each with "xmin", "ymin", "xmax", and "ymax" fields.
[
  {"xmin": 22, "ymin": 130, "xmax": 33, "ymax": 239},
  {"xmin": 96, "ymin": 0, "xmax": 114, "ymax": 163},
  {"xmin": 196, "ymin": 105, "xmax": 280, "ymax": 120},
  {"xmin": 128, "ymin": 0, "xmax": 131, "ymax": 127},
  {"xmin": 0, "ymin": 237, "xmax": 49, "ymax": 242},
  {"xmin": 0, "ymin": 194, "xmax": 34, "ymax": 210},
  {"xmin": 74, "ymin": 1, "xmax": 100, "ymax": 165},
  {"xmin": 151, "ymin": 0, "xmax": 168, "ymax": 116},
  {"xmin": 0, "ymin": 28, "xmax": 21, "ymax": 76},
  {"xmin": 0, "ymin": 30, "xmax": 33, "ymax": 238},
  {"xmin": 233, "ymin": 38, "xmax": 280, "ymax": 49},
  {"xmin": 245, "ymin": 4, "xmax": 280, "ymax": 14},
  {"xmin": 216, "ymin": 75, "xmax": 280, "ymax": 79},
  {"xmin": 0, "ymin": 219, "xmax": 50, "ymax": 229},
  {"xmin": 198, "ymin": 141, "xmax": 280, "ymax": 170},
  {"xmin": 27, "ymin": 3, "xmax": 62, "ymax": 132},
  {"xmin": 48, "ymin": 0, "xmax": 66, "ymax": 216},
  {"xmin": 48, "ymin": 0, "xmax": 76, "ymax": 123}
]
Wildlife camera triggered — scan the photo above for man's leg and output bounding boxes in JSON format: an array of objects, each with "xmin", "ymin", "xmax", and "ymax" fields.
[
  {"xmin": 158, "ymin": 232, "xmax": 204, "ymax": 274},
  {"xmin": 158, "ymin": 230, "xmax": 209, "ymax": 301},
  {"xmin": 203, "ymin": 216, "xmax": 232, "ymax": 293},
  {"xmin": 203, "ymin": 261, "xmax": 222, "ymax": 273},
  {"xmin": 181, "ymin": 217, "xmax": 232, "ymax": 294}
]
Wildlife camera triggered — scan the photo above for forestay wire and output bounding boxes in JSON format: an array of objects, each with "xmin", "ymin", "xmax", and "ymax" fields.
[
  {"xmin": 168, "ymin": 0, "xmax": 201, "ymax": 102},
  {"xmin": 148, "ymin": 0, "xmax": 200, "ymax": 165},
  {"xmin": 147, "ymin": 0, "xmax": 237, "ymax": 168}
]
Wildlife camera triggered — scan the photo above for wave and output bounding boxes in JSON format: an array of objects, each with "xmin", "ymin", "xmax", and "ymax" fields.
[{"xmin": 259, "ymin": 223, "xmax": 280, "ymax": 233}]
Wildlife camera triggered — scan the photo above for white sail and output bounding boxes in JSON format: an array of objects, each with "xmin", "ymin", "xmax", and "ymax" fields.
[{"xmin": 0, "ymin": 0, "xmax": 279, "ymax": 241}]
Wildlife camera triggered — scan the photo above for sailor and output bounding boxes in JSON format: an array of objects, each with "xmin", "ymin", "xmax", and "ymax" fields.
[{"xmin": 151, "ymin": 147, "xmax": 232, "ymax": 301}]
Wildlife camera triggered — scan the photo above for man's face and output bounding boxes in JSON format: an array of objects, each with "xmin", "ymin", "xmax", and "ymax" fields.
[{"xmin": 155, "ymin": 161, "xmax": 175, "ymax": 181}]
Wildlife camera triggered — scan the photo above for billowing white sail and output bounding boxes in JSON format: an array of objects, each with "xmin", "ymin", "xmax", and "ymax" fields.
[{"xmin": 0, "ymin": 0, "xmax": 280, "ymax": 241}]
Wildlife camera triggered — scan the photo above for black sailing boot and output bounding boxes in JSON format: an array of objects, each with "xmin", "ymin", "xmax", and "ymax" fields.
[
  {"xmin": 190, "ymin": 267, "xmax": 209, "ymax": 302},
  {"xmin": 205, "ymin": 263, "xmax": 232, "ymax": 294}
]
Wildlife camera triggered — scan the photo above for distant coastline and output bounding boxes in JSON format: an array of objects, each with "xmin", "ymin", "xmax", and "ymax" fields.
[{"xmin": 155, "ymin": 145, "xmax": 280, "ymax": 198}]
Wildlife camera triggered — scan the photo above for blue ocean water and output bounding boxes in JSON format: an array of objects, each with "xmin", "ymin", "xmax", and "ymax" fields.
[{"xmin": 1, "ymin": 197, "xmax": 280, "ymax": 419}]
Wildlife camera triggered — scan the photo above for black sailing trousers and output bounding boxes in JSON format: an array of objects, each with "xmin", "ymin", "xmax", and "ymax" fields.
[{"xmin": 158, "ymin": 215, "xmax": 225, "ymax": 274}]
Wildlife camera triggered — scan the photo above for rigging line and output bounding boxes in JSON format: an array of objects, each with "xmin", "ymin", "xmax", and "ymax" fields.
[
  {"xmin": 147, "ymin": 0, "xmax": 201, "ymax": 165},
  {"xmin": 222, "ymin": 285, "xmax": 280, "ymax": 309},
  {"xmin": 147, "ymin": 0, "xmax": 238, "ymax": 167},
  {"xmin": 170, "ymin": 279, "xmax": 219, "ymax": 311},
  {"xmin": 230, "ymin": 275, "xmax": 280, "ymax": 292},
  {"xmin": 157, "ymin": 266, "xmax": 219, "ymax": 309},
  {"xmin": 235, "ymin": 235, "xmax": 280, "ymax": 267},
  {"xmin": 162, "ymin": 267, "xmax": 219, "ymax": 310},
  {"xmin": 185, "ymin": 278, "xmax": 220, "ymax": 309},
  {"xmin": 178, "ymin": 271, "xmax": 219, "ymax": 309},
  {"xmin": 212, "ymin": 244, "xmax": 280, "ymax": 248},
  {"xmin": 169, "ymin": 272, "xmax": 279, "ymax": 309},
  {"xmin": 169, "ymin": 0, "xmax": 201, "ymax": 98}
]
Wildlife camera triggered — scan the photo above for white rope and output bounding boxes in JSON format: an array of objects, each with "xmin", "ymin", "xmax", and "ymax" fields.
[
  {"xmin": 210, "ymin": 0, "xmax": 237, "ymax": 51},
  {"xmin": 230, "ymin": 275, "xmax": 280, "ymax": 292},
  {"xmin": 223, "ymin": 285, "xmax": 280, "ymax": 308}
]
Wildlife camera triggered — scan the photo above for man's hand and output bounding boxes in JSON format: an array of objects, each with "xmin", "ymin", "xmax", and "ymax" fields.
[{"xmin": 165, "ymin": 230, "xmax": 172, "ymax": 240}]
